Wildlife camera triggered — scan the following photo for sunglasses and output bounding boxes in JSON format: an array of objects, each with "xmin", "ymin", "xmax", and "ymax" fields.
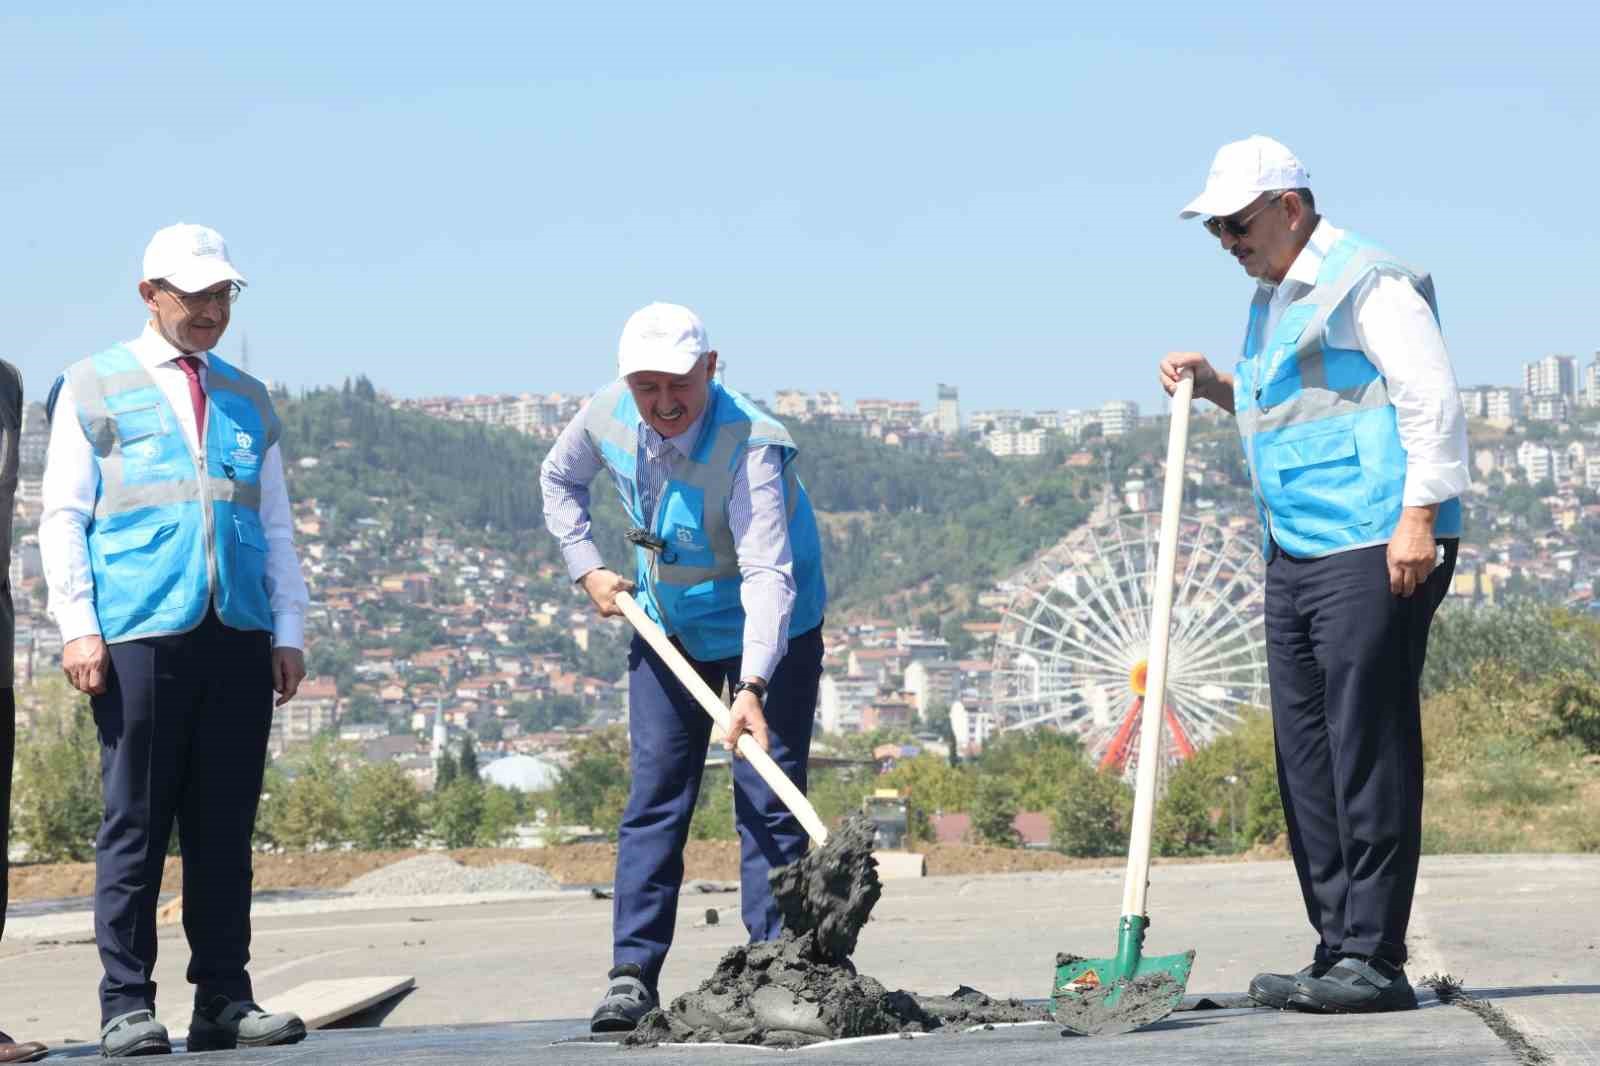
[
  {"xmin": 1203, "ymin": 191, "xmax": 1285, "ymax": 239},
  {"xmin": 156, "ymin": 280, "xmax": 242, "ymax": 308}
]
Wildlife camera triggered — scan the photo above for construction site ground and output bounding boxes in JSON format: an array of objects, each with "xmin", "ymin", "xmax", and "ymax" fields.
[
  {"xmin": 2, "ymin": 853, "xmax": 1593, "ymax": 1064},
  {"xmin": 6, "ymin": 841, "xmax": 1193, "ymax": 902}
]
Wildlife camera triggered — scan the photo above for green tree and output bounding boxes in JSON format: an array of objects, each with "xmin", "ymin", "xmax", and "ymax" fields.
[
  {"xmin": 458, "ymin": 739, "xmax": 480, "ymax": 780},
  {"xmin": 343, "ymin": 692, "xmax": 384, "ymax": 725},
  {"xmin": 971, "ymin": 775, "xmax": 1020, "ymax": 847},
  {"xmin": 553, "ymin": 727, "xmax": 631, "ymax": 836},
  {"xmin": 1050, "ymin": 766, "xmax": 1133, "ymax": 857},
  {"xmin": 477, "ymin": 784, "xmax": 523, "ymax": 846},
  {"xmin": 435, "ymin": 747, "xmax": 459, "ymax": 790},
  {"xmin": 1152, "ymin": 770, "xmax": 1217, "ymax": 856},
  {"xmin": 689, "ymin": 776, "xmax": 737, "ymax": 841},
  {"xmin": 348, "ymin": 762, "xmax": 424, "ymax": 849},
  {"xmin": 430, "ymin": 779, "xmax": 486, "ymax": 848},
  {"xmin": 12, "ymin": 687, "xmax": 101, "ymax": 862},
  {"xmin": 879, "ymin": 753, "xmax": 975, "ymax": 814},
  {"xmin": 257, "ymin": 738, "xmax": 350, "ymax": 849},
  {"xmin": 972, "ymin": 730, "xmax": 1089, "ymax": 812}
]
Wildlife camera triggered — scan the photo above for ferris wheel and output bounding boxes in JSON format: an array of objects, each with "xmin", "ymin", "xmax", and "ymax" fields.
[{"xmin": 991, "ymin": 511, "xmax": 1269, "ymax": 774}]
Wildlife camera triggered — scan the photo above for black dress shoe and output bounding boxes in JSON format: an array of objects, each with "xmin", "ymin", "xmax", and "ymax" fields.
[
  {"xmin": 590, "ymin": 964, "xmax": 658, "ymax": 1034},
  {"xmin": 1248, "ymin": 959, "xmax": 1334, "ymax": 1009},
  {"xmin": 1289, "ymin": 956, "xmax": 1418, "ymax": 1013}
]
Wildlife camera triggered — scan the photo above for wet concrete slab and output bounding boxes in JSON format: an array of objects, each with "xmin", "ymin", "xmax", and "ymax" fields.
[{"xmin": 37, "ymin": 1001, "xmax": 1521, "ymax": 1065}]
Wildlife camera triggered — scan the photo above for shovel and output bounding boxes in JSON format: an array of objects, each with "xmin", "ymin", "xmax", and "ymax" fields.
[
  {"xmin": 613, "ymin": 590, "xmax": 829, "ymax": 847},
  {"xmin": 1053, "ymin": 371, "xmax": 1197, "ymax": 1036}
]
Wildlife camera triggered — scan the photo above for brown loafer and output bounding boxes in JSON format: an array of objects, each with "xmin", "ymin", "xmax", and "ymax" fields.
[{"xmin": 0, "ymin": 1029, "xmax": 48, "ymax": 1063}]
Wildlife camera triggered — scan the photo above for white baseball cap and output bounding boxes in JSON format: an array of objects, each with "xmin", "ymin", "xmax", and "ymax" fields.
[
  {"xmin": 617, "ymin": 302, "xmax": 710, "ymax": 378},
  {"xmin": 1179, "ymin": 136, "xmax": 1310, "ymax": 220},
  {"xmin": 142, "ymin": 223, "xmax": 247, "ymax": 293}
]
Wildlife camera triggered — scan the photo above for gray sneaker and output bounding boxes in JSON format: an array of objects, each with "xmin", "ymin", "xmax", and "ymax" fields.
[
  {"xmin": 590, "ymin": 964, "xmax": 657, "ymax": 1033},
  {"xmin": 100, "ymin": 1009, "xmax": 171, "ymax": 1057},
  {"xmin": 186, "ymin": 997, "xmax": 306, "ymax": 1052}
]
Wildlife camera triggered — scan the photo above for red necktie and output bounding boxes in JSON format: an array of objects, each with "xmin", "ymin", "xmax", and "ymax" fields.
[{"xmin": 176, "ymin": 355, "xmax": 207, "ymax": 440}]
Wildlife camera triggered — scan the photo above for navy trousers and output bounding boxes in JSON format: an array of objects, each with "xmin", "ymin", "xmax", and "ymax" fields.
[
  {"xmin": 614, "ymin": 625, "xmax": 824, "ymax": 994},
  {"xmin": 1, "ymin": 688, "xmax": 12, "ymax": 943},
  {"xmin": 91, "ymin": 610, "xmax": 273, "ymax": 1023},
  {"xmin": 1264, "ymin": 539, "xmax": 1456, "ymax": 967}
]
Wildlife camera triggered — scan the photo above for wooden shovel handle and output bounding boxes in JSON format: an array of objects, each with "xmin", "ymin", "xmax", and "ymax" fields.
[
  {"xmin": 1120, "ymin": 371, "xmax": 1194, "ymax": 918},
  {"xmin": 615, "ymin": 591, "xmax": 829, "ymax": 847}
]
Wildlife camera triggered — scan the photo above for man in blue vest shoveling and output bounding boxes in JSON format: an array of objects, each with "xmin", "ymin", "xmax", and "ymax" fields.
[
  {"xmin": 1160, "ymin": 137, "xmax": 1468, "ymax": 1014},
  {"xmin": 540, "ymin": 302, "xmax": 828, "ymax": 1033},
  {"xmin": 41, "ymin": 223, "xmax": 311, "ymax": 1057}
]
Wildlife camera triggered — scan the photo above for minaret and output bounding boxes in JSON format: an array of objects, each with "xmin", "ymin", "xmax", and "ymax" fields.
[{"xmin": 431, "ymin": 697, "xmax": 448, "ymax": 765}]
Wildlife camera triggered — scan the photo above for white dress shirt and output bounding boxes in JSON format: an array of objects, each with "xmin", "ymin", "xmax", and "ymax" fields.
[
  {"xmin": 1256, "ymin": 219, "xmax": 1471, "ymax": 509},
  {"xmin": 540, "ymin": 399, "xmax": 797, "ymax": 682},
  {"xmin": 40, "ymin": 323, "xmax": 310, "ymax": 648}
]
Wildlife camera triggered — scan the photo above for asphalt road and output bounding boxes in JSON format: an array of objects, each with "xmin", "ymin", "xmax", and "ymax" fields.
[{"xmin": 4, "ymin": 854, "xmax": 1594, "ymax": 1064}]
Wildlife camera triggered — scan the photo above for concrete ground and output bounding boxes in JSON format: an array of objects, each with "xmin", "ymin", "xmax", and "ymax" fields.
[{"xmin": 2, "ymin": 854, "xmax": 1594, "ymax": 1064}]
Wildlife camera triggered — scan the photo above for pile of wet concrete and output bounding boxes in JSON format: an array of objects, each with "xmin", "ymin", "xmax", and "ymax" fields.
[{"xmin": 626, "ymin": 815, "xmax": 1052, "ymax": 1048}]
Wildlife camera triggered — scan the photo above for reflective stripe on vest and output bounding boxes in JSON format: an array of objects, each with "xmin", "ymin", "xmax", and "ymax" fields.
[
  {"xmin": 1232, "ymin": 233, "xmax": 1462, "ymax": 560},
  {"xmin": 69, "ymin": 346, "xmax": 281, "ymax": 642},
  {"xmin": 582, "ymin": 380, "xmax": 827, "ymax": 662}
]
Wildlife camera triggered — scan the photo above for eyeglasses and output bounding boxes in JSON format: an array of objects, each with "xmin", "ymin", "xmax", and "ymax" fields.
[
  {"xmin": 1203, "ymin": 191, "xmax": 1285, "ymax": 239},
  {"xmin": 156, "ymin": 280, "xmax": 242, "ymax": 308}
]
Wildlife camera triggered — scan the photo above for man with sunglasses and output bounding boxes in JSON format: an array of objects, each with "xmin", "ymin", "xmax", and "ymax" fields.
[
  {"xmin": 1160, "ymin": 137, "xmax": 1468, "ymax": 1014},
  {"xmin": 40, "ymin": 223, "xmax": 310, "ymax": 1056}
]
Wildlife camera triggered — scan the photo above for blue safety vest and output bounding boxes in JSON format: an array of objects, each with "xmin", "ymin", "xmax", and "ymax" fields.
[
  {"xmin": 1233, "ymin": 233, "xmax": 1462, "ymax": 560},
  {"xmin": 581, "ymin": 380, "xmax": 827, "ymax": 662},
  {"xmin": 66, "ymin": 346, "xmax": 279, "ymax": 642}
]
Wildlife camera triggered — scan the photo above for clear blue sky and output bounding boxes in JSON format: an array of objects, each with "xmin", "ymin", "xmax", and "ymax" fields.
[{"xmin": 4, "ymin": 2, "xmax": 1595, "ymax": 415}]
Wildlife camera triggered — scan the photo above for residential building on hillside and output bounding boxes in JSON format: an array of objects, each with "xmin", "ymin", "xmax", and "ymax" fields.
[
  {"xmin": 269, "ymin": 677, "xmax": 340, "ymax": 756},
  {"xmin": 903, "ymin": 660, "xmax": 962, "ymax": 720},
  {"xmin": 1098, "ymin": 400, "xmax": 1139, "ymax": 438},
  {"xmin": 818, "ymin": 673, "xmax": 879, "ymax": 734},
  {"xmin": 773, "ymin": 389, "xmax": 812, "ymax": 418},
  {"xmin": 935, "ymin": 383, "xmax": 960, "ymax": 435},
  {"xmin": 861, "ymin": 697, "xmax": 915, "ymax": 733},
  {"xmin": 969, "ymin": 409, "xmax": 1024, "ymax": 434},
  {"xmin": 1583, "ymin": 355, "xmax": 1600, "ymax": 408},
  {"xmin": 985, "ymin": 429, "xmax": 1046, "ymax": 457},
  {"xmin": 949, "ymin": 700, "xmax": 995, "ymax": 756},
  {"xmin": 1483, "ymin": 386, "xmax": 1522, "ymax": 421},
  {"xmin": 1524, "ymin": 354, "xmax": 1578, "ymax": 401},
  {"xmin": 1527, "ymin": 395, "xmax": 1570, "ymax": 423},
  {"xmin": 1517, "ymin": 441, "xmax": 1553, "ymax": 484}
]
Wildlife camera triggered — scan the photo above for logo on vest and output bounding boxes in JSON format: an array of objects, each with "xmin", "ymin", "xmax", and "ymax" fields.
[
  {"xmin": 228, "ymin": 428, "xmax": 260, "ymax": 471},
  {"xmin": 675, "ymin": 527, "xmax": 697, "ymax": 545}
]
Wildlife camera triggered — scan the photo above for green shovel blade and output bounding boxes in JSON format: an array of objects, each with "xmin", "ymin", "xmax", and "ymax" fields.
[{"xmin": 1053, "ymin": 915, "xmax": 1195, "ymax": 1036}]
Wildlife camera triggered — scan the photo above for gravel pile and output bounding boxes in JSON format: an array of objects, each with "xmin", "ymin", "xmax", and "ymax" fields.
[{"xmin": 344, "ymin": 854, "xmax": 560, "ymax": 897}]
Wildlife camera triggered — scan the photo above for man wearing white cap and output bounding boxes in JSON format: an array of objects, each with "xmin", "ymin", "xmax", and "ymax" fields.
[
  {"xmin": 541, "ymin": 302, "xmax": 828, "ymax": 1032},
  {"xmin": 1160, "ymin": 138, "xmax": 1468, "ymax": 1014},
  {"xmin": 41, "ymin": 224, "xmax": 310, "ymax": 1056}
]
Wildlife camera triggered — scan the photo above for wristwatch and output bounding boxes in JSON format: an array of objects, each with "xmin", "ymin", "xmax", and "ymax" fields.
[{"xmin": 732, "ymin": 679, "xmax": 768, "ymax": 706}]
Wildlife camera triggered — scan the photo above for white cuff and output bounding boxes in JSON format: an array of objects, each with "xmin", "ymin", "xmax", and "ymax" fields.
[
  {"xmin": 55, "ymin": 601, "xmax": 102, "ymax": 645},
  {"xmin": 273, "ymin": 611, "xmax": 306, "ymax": 651},
  {"xmin": 1402, "ymin": 460, "xmax": 1471, "ymax": 508}
]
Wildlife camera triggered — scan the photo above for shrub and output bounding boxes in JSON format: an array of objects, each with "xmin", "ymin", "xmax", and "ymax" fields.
[
  {"xmin": 348, "ymin": 762, "xmax": 425, "ymax": 849},
  {"xmin": 13, "ymin": 688, "xmax": 101, "ymax": 863}
]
